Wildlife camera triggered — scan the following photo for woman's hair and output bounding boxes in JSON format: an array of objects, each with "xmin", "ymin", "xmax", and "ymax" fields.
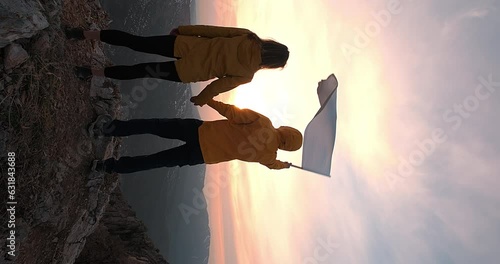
[{"xmin": 248, "ymin": 33, "xmax": 289, "ymax": 69}]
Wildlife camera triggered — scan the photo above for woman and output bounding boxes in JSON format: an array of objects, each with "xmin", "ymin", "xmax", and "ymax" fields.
[{"xmin": 66, "ymin": 25, "xmax": 289, "ymax": 106}]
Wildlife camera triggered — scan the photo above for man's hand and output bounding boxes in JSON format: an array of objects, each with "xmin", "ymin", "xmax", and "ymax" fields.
[
  {"xmin": 190, "ymin": 96, "xmax": 207, "ymax": 106},
  {"xmin": 283, "ymin": 162, "xmax": 292, "ymax": 168},
  {"xmin": 169, "ymin": 27, "xmax": 179, "ymax": 36}
]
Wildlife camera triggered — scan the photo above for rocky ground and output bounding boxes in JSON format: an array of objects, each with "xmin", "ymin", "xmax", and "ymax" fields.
[
  {"xmin": 75, "ymin": 189, "xmax": 168, "ymax": 264},
  {"xmin": 0, "ymin": 0, "xmax": 168, "ymax": 263}
]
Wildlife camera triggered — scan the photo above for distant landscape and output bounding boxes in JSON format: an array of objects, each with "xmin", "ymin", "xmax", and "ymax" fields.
[{"xmin": 99, "ymin": 0, "xmax": 211, "ymax": 263}]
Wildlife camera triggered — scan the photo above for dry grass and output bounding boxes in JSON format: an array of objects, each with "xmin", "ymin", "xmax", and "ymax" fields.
[{"xmin": 0, "ymin": 0, "xmax": 115, "ymax": 263}]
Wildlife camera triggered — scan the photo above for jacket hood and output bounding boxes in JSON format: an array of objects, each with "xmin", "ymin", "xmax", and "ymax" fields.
[{"xmin": 276, "ymin": 126, "xmax": 303, "ymax": 151}]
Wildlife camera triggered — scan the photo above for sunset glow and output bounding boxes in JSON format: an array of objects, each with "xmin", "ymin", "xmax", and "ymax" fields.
[
  {"xmin": 192, "ymin": 0, "xmax": 500, "ymax": 263},
  {"xmin": 193, "ymin": 0, "xmax": 391, "ymax": 263}
]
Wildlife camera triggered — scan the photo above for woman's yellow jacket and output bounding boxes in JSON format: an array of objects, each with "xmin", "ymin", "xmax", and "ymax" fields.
[{"xmin": 174, "ymin": 25, "xmax": 262, "ymax": 104}]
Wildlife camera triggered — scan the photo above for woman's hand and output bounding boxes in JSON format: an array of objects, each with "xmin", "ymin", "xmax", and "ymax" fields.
[
  {"xmin": 169, "ymin": 27, "xmax": 180, "ymax": 36},
  {"xmin": 190, "ymin": 96, "xmax": 206, "ymax": 106}
]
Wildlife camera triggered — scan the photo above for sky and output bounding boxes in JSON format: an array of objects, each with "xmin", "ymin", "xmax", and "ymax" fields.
[{"xmin": 191, "ymin": 0, "xmax": 500, "ymax": 263}]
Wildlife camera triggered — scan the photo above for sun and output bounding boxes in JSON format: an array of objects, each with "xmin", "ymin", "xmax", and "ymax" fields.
[
  {"xmin": 341, "ymin": 54, "xmax": 394, "ymax": 181},
  {"xmin": 231, "ymin": 82, "xmax": 268, "ymax": 110},
  {"xmin": 230, "ymin": 74, "xmax": 288, "ymax": 117}
]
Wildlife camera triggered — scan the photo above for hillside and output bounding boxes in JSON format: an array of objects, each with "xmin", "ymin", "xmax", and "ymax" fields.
[{"xmin": 0, "ymin": 0, "xmax": 169, "ymax": 263}]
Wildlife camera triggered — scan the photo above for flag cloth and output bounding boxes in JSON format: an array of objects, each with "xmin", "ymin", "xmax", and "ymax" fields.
[{"xmin": 301, "ymin": 74, "xmax": 339, "ymax": 176}]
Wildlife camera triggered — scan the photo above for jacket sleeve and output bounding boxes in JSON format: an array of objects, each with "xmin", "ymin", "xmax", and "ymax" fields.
[
  {"xmin": 206, "ymin": 99, "xmax": 260, "ymax": 124},
  {"xmin": 195, "ymin": 76, "xmax": 253, "ymax": 105},
  {"xmin": 260, "ymin": 160, "xmax": 289, "ymax": 170},
  {"xmin": 177, "ymin": 25, "xmax": 253, "ymax": 38}
]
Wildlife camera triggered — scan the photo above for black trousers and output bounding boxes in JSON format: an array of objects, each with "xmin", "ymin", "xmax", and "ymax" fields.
[
  {"xmin": 100, "ymin": 30, "xmax": 181, "ymax": 81},
  {"xmin": 103, "ymin": 118, "xmax": 205, "ymax": 173}
]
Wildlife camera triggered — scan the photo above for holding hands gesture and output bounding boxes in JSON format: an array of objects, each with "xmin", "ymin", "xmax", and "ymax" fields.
[{"xmin": 190, "ymin": 96, "xmax": 206, "ymax": 106}]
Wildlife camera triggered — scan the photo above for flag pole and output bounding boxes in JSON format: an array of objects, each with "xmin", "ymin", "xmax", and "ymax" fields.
[{"xmin": 290, "ymin": 164, "xmax": 331, "ymax": 177}]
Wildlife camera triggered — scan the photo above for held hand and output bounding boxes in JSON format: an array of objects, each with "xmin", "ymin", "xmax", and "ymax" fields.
[
  {"xmin": 169, "ymin": 28, "xmax": 180, "ymax": 36},
  {"xmin": 190, "ymin": 96, "xmax": 206, "ymax": 106}
]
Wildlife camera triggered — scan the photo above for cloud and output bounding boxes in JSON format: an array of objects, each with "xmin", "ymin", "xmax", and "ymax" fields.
[
  {"xmin": 462, "ymin": 7, "xmax": 490, "ymax": 18},
  {"xmin": 196, "ymin": 0, "xmax": 500, "ymax": 263},
  {"xmin": 441, "ymin": 6, "xmax": 491, "ymax": 37},
  {"xmin": 318, "ymin": 0, "xmax": 500, "ymax": 263}
]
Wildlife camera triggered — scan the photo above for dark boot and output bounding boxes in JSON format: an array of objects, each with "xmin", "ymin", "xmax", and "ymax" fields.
[
  {"xmin": 74, "ymin": 66, "xmax": 92, "ymax": 81},
  {"xmin": 91, "ymin": 159, "xmax": 115, "ymax": 174},
  {"xmin": 87, "ymin": 114, "xmax": 113, "ymax": 139},
  {"xmin": 91, "ymin": 159, "xmax": 106, "ymax": 172},
  {"xmin": 64, "ymin": 27, "xmax": 85, "ymax": 40}
]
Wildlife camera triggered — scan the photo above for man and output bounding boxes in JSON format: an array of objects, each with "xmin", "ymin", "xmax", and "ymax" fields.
[{"xmin": 91, "ymin": 99, "xmax": 302, "ymax": 174}]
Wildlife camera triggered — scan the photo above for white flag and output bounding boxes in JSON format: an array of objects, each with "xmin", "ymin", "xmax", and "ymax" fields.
[{"xmin": 301, "ymin": 74, "xmax": 339, "ymax": 176}]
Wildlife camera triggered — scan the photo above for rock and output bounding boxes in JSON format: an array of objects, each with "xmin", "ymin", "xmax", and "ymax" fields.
[
  {"xmin": 34, "ymin": 207, "xmax": 50, "ymax": 223},
  {"xmin": 94, "ymin": 0, "xmax": 102, "ymax": 9},
  {"xmin": 96, "ymin": 87, "xmax": 114, "ymax": 100},
  {"xmin": 16, "ymin": 218, "xmax": 30, "ymax": 242},
  {"xmin": 41, "ymin": 211, "xmax": 50, "ymax": 222},
  {"xmin": 32, "ymin": 31, "xmax": 51, "ymax": 55},
  {"xmin": 76, "ymin": 189, "xmax": 169, "ymax": 264},
  {"xmin": 0, "ymin": 129, "xmax": 7, "ymax": 158},
  {"xmin": 92, "ymin": 100, "xmax": 111, "ymax": 116},
  {"xmin": 4, "ymin": 43, "xmax": 29, "ymax": 70},
  {"xmin": 44, "ymin": 193, "xmax": 54, "ymax": 208},
  {"xmin": 0, "ymin": 0, "xmax": 49, "ymax": 48},
  {"xmin": 48, "ymin": 1, "xmax": 61, "ymax": 19},
  {"xmin": 104, "ymin": 140, "xmax": 117, "ymax": 159},
  {"xmin": 6, "ymin": 84, "xmax": 13, "ymax": 93},
  {"xmin": 62, "ymin": 210, "xmax": 93, "ymax": 263},
  {"xmin": 62, "ymin": 174, "xmax": 119, "ymax": 262},
  {"xmin": 86, "ymin": 178, "xmax": 103, "ymax": 188},
  {"xmin": 91, "ymin": 41, "xmax": 106, "ymax": 67},
  {"xmin": 56, "ymin": 170, "xmax": 64, "ymax": 183}
]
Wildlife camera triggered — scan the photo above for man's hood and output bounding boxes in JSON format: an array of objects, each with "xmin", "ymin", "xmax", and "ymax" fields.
[{"xmin": 276, "ymin": 126, "xmax": 303, "ymax": 151}]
